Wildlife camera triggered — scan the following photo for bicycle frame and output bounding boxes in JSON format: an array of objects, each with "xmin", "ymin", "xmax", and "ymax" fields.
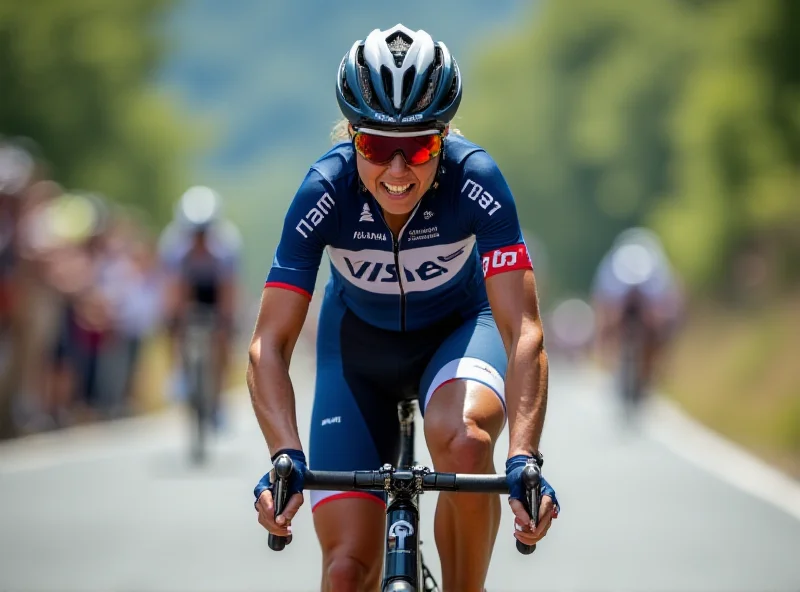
[
  {"xmin": 383, "ymin": 400, "xmax": 428, "ymax": 591},
  {"xmin": 183, "ymin": 306, "xmax": 217, "ymax": 464}
]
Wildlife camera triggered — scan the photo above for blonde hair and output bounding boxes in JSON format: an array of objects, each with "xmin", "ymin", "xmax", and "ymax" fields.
[{"xmin": 330, "ymin": 118, "xmax": 462, "ymax": 144}]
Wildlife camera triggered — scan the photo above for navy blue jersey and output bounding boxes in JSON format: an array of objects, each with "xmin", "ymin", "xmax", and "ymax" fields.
[{"xmin": 266, "ymin": 134, "xmax": 531, "ymax": 331}]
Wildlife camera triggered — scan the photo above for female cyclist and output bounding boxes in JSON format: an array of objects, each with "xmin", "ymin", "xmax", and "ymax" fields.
[{"xmin": 249, "ymin": 24, "xmax": 559, "ymax": 592}]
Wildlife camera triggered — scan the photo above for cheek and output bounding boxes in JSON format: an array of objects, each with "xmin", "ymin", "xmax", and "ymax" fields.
[
  {"xmin": 416, "ymin": 159, "xmax": 439, "ymax": 190},
  {"xmin": 356, "ymin": 156, "xmax": 382, "ymax": 189}
]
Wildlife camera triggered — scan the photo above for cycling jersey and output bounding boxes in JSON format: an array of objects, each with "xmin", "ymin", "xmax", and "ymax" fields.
[
  {"xmin": 266, "ymin": 134, "xmax": 531, "ymax": 331},
  {"xmin": 159, "ymin": 220, "xmax": 241, "ymax": 306}
]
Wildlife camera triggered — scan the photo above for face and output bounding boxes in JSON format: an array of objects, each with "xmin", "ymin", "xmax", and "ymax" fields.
[{"xmin": 354, "ymin": 127, "xmax": 446, "ymax": 217}]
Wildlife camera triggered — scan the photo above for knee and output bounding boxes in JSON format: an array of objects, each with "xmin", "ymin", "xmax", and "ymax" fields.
[
  {"xmin": 325, "ymin": 554, "xmax": 370, "ymax": 591},
  {"xmin": 427, "ymin": 418, "xmax": 494, "ymax": 473}
]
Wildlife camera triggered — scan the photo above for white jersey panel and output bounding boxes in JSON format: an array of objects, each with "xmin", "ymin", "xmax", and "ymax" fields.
[{"xmin": 327, "ymin": 236, "xmax": 475, "ymax": 295}]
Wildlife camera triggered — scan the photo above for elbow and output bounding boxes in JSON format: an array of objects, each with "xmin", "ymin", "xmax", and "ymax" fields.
[
  {"xmin": 248, "ymin": 334, "xmax": 286, "ymax": 373},
  {"xmin": 508, "ymin": 318, "xmax": 545, "ymax": 358},
  {"xmin": 247, "ymin": 332, "xmax": 262, "ymax": 371},
  {"xmin": 525, "ymin": 323, "xmax": 546, "ymax": 358},
  {"xmin": 246, "ymin": 341, "xmax": 259, "ymax": 397},
  {"xmin": 248, "ymin": 341, "xmax": 260, "ymax": 370}
]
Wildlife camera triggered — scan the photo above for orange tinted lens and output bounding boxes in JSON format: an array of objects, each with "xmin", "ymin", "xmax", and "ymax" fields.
[
  {"xmin": 354, "ymin": 133, "xmax": 442, "ymax": 165},
  {"xmin": 404, "ymin": 134, "xmax": 442, "ymax": 165}
]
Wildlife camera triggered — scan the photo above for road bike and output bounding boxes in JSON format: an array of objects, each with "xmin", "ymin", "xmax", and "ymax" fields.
[
  {"xmin": 182, "ymin": 305, "xmax": 217, "ymax": 464},
  {"xmin": 268, "ymin": 400, "xmax": 542, "ymax": 592}
]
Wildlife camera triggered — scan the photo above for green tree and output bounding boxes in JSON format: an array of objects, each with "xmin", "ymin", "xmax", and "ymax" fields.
[
  {"xmin": 652, "ymin": 0, "xmax": 800, "ymax": 294},
  {"xmin": 0, "ymin": 0, "xmax": 190, "ymax": 222},
  {"xmin": 461, "ymin": 0, "xmax": 800, "ymax": 298}
]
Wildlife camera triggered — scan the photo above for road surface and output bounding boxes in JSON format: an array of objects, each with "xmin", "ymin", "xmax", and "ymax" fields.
[{"xmin": 1, "ymin": 352, "xmax": 799, "ymax": 591}]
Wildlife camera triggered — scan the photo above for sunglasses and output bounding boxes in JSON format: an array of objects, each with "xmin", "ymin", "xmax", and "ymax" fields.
[{"xmin": 353, "ymin": 128, "xmax": 443, "ymax": 166}]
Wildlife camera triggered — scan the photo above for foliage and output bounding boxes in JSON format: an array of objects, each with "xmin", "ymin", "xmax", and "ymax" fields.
[
  {"xmin": 462, "ymin": 0, "xmax": 800, "ymax": 298},
  {"xmin": 0, "ymin": 0, "xmax": 190, "ymax": 223}
]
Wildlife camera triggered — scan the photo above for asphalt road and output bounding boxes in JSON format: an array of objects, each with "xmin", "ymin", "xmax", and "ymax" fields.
[{"xmin": 1, "ymin": 352, "xmax": 799, "ymax": 592}]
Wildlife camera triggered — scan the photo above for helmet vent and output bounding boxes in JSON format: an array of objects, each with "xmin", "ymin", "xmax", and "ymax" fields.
[
  {"xmin": 380, "ymin": 66, "xmax": 394, "ymax": 108},
  {"xmin": 386, "ymin": 32, "xmax": 413, "ymax": 67},
  {"xmin": 414, "ymin": 63, "xmax": 440, "ymax": 112},
  {"xmin": 357, "ymin": 64, "xmax": 376, "ymax": 109},
  {"xmin": 443, "ymin": 61, "xmax": 460, "ymax": 106},
  {"xmin": 402, "ymin": 67, "xmax": 416, "ymax": 106},
  {"xmin": 341, "ymin": 73, "xmax": 358, "ymax": 108}
]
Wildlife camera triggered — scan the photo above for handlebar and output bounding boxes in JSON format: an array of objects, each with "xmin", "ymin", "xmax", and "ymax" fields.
[
  {"xmin": 267, "ymin": 454, "xmax": 294, "ymax": 551},
  {"xmin": 268, "ymin": 457, "xmax": 542, "ymax": 555},
  {"xmin": 517, "ymin": 461, "xmax": 541, "ymax": 555}
]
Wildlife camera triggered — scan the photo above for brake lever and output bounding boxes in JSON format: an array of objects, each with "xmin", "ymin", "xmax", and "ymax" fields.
[
  {"xmin": 268, "ymin": 454, "xmax": 294, "ymax": 551},
  {"xmin": 516, "ymin": 459, "xmax": 541, "ymax": 555}
]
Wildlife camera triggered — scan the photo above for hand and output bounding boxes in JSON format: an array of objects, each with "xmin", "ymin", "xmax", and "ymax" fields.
[
  {"xmin": 509, "ymin": 493, "xmax": 556, "ymax": 546},
  {"xmin": 255, "ymin": 488, "xmax": 304, "ymax": 540},
  {"xmin": 253, "ymin": 449, "xmax": 307, "ymax": 540},
  {"xmin": 505, "ymin": 454, "xmax": 560, "ymax": 546}
]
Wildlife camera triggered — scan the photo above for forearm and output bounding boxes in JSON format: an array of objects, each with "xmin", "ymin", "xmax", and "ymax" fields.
[
  {"xmin": 247, "ymin": 344, "xmax": 303, "ymax": 455},
  {"xmin": 505, "ymin": 327, "xmax": 549, "ymax": 458}
]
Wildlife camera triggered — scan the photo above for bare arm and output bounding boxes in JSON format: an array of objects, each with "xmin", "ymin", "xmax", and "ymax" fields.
[
  {"xmin": 247, "ymin": 287, "xmax": 310, "ymax": 455},
  {"xmin": 486, "ymin": 269, "xmax": 548, "ymax": 458}
]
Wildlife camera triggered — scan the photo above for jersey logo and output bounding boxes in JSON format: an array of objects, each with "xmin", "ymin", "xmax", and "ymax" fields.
[
  {"xmin": 327, "ymin": 238, "xmax": 475, "ymax": 295},
  {"xmin": 296, "ymin": 193, "xmax": 335, "ymax": 238},
  {"xmin": 437, "ymin": 246, "xmax": 465, "ymax": 263},
  {"xmin": 423, "ymin": 210, "xmax": 434, "ymax": 220},
  {"xmin": 359, "ymin": 203, "xmax": 374, "ymax": 223},
  {"xmin": 407, "ymin": 226, "xmax": 439, "ymax": 242},
  {"xmin": 482, "ymin": 244, "xmax": 531, "ymax": 278},
  {"xmin": 462, "ymin": 179, "xmax": 502, "ymax": 216},
  {"xmin": 353, "ymin": 231, "xmax": 387, "ymax": 241}
]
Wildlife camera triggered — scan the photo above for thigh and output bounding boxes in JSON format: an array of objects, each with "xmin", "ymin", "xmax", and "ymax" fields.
[{"xmin": 419, "ymin": 308, "xmax": 508, "ymax": 418}]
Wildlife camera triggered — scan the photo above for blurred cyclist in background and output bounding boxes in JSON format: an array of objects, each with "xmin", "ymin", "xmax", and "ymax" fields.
[
  {"xmin": 159, "ymin": 186, "xmax": 241, "ymax": 428},
  {"xmin": 591, "ymin": 228, "xmax": 684, "ymax": 400}
]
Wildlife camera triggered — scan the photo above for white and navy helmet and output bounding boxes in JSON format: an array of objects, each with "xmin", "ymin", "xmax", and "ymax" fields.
[{"xmin": 336, "ymin": 24, "xmax": 462, "ymax": 131}]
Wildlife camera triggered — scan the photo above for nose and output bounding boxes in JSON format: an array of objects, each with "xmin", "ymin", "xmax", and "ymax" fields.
[{"xmin": 386, "ymin": 152, "xmax": 409, "ymax": 176}]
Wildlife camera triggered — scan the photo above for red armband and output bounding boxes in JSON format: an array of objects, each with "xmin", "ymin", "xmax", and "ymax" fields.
[{"xmin": 481, "ymin": 244, "xmax": 532, "ymax": 279}]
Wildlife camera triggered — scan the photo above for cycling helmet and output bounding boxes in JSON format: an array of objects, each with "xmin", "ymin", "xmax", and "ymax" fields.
[
  {"xmin": 609, "ymin": 227, "xmax": 667, "ymax": 287},
  {"xmin": 336, "ymin": 24, "xmax": 462, "ymax": 131},
  {"xmin": 175, "ymin": 185, "xmax": 221, "ymax": 231}
]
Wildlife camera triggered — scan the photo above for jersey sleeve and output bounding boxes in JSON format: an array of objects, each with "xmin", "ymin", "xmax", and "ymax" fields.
[
  {"xmin": 264, "ymin": 170, "xmax": 336, "ymax": 299},
  {"xmin": 459, "ymin": 150, "xmax": 532, "ymax": 279}
]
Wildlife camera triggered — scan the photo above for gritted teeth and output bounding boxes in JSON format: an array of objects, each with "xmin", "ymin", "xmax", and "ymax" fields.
[{"xmin": 382, "ymin": 182, "xmax": 413, "ymax": 195}]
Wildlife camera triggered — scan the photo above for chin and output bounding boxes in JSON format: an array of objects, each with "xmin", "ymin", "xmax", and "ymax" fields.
[
  {"xmin": 381, "ymin": 200, "xmax": 418, "ymax": 216},
  {"xmin": 374, "ymin": 192, "xmax": 421, "ymax": 216}
]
